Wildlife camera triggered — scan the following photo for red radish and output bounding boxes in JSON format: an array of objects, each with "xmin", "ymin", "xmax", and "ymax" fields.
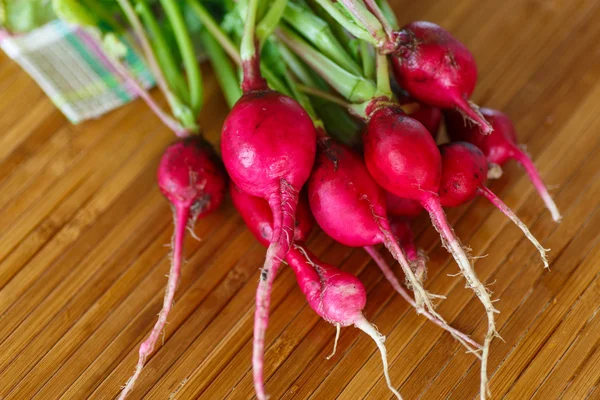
[
  {"xmin": 230, "ymin": 185, "xmax": 403, "ymax": 398},
  {"xmin": 438, "ymin": 142, "xmax": 549, "ymax": 267},
  {"xmin": 221, "ymin": 89, "xmax": 316, "ymax": 399},
  {"xmin": 386, "ymin": 193, "xmax": 427, "ymax": 285},
  {"xmin": 389, "ymin": 217, "xmax": 427, "ymax": 283},
  {"xmin": 363, "ymin": 105, "xmax": 497, "ymax": 398},
  {"xmin": 220, "ymin": 2, "xmax": 317, "ymax": 397},
  {"xmin": 387, "ymin": 192, "xmax": 424, "ymax": 220},
  {"xmin": 385, "ymin": 192, "xmax": 427, "ymax": 281},
  {"xmin": 230, "ymin": 184, "xmax": 314, "ymax": 247},
  {"xmin": 394, "ymin": 87, "xmax": 442, "ymax": 140},
  {"xmin": 119, "ymin": 137, "xmax": 227, "ymax": 399},
  {"xmin": 308, "ymin": 140, "xmax": 439, "ymax": 309},
  {"xmin": 306, "ymin": 140, "xmax": 481, "ymax": 353},
  {"xmin": 286, "ymin": 247, "xmax": 403, "ymax": 399},
  {"xmin": 445, "ymin": 107, "xmax": 562, "ymax": 222},
  {"xmin": 391, "ymin": 21, "xmax": 492, "ymax": 134},
  {"xmin": 232, "ymin": 181, "xmax": 479, "ymax": 352}
]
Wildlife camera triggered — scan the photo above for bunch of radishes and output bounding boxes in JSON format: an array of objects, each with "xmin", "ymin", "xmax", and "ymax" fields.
[{"xmin": 49, "ymin": 1, "xmax": 560, "ymax": 399}]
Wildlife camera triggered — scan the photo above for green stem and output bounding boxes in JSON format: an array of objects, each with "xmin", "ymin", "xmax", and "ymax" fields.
[
  {"xmin": 277, "ymin": 43, "xmax": 320, "ymax": 88},
  {"xmin": 278, "ymin": 32, "xmax": 362, "ymax": 144},
  {"xmin": 257, "ymin": 0, "xmax": 269, "ymax": 21},
  {"xmin": 241, "ymin": 0, "xmax": 261, "ymax": 63},
  {"xmin": 200, "ymin": 29, "xmax": 242, "ymax": 108},
  {"xmin": 297, "ymin": 84, "xmax": 351, "ymax": 108},
  {"xmin": 116, "ymin": 0, "xmax": 196, "ymax": 131},
  {"xmin": 375, "ymin": 0, "xmax": 399, "ymax": 30},
  {"xmin": 241, "ymin": 0, "xmax": 269, "ymax": 91},
  {"xmin": 188, "ymin": 0, "xmax": 242, "ymax": 66},
  {"xmin": 238, "ymin": 0, "xmax": 249, "ymax": 18},
  {"xmin": 256, "ymin": 0, "xmax": 288, "ymax": 47},
  {"xmin": 135, "ymin": 0, "xmax": 189, "ymax": 103},
  {"xmin": 278, "ymin": 41, "xmax": 331, "ymax": 91},
  {"xmin": 312, "ymin": 0, "xmax": 376, "ymax": 45},
  {"xmin": 360, "ymin": 41, "xmax": 375, "ymax": 80},
  {"xmin": 376, "ymin": 52, "xmax": 392, "ymax": 97},
  {"xmin": 160, "ymin": 0, "xmax": 204, "ymax": 114},
  {"xmin": 103, "ymin": 38, "xmax": 189, "ymax": 137},
  {"xmin": 307, "ymin": 0, "xmax": 356, "ymax": 58},
  {"xmin": 260, "ymin": 63, "xmax": 292, "ymax": 97},
  {"xmin": 282, "ymin": 69, "xmax": 321, "ymax": 126},
  {"xmin": 364, "ymin": 0, "xmax": 395, "ymax": 38},
  {"xmin": 337, "ymin": 0, "xmax": 388, "ymax": 47},
  {"xmin": 277, "ymin": 25, "xmax": 376, "ymax": 103},
  {"xmin": 283, "ymin": 2, "xmax": 362, "ymax": 76}
]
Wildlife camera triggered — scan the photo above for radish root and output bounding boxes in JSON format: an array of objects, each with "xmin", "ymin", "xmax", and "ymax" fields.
[
  {"xmin": 119, "ymin": 207, "xmax": 189, "ymax": 400},
  {"xmin": 453, "ymin": 95, "xmax": 493, "ymax": 135},
  {"xmin": 326, "ymin": 324, "xmax": 342, "ymax": 360},
  {"xmin": 413, "ymin": 249, "xmax": 428, "ymax": 284},
  {"xmin": 478, "ymin": 186, "xmax": 549, "ymax": 268},
  {"xmin": 422, "ymin": 196, "xmax": 499, "ymax": 400},
  {"xmin": 512, "ymin": 148, "xmax": 562, "ymax": 222},
  {"xmin": 364, "ymin": 246, "xmax": 482, "ymax": 357},
  {"xmin": 253, "ymin": 180, "xmax": 298, "ymax": 400},
  {"xmin": 373, "ymin": 211, "xmax": 442, "ymax": 315},
  {"xmin": 354, "ymin": 316, "xmax": 403, "ymax": 400},
  {"xmin": 382, "ymin": 228, "xmax": 444, "ymax": 310}
]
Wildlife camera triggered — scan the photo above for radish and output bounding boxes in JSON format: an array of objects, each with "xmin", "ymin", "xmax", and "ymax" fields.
[
  {"xmin": 220, "ymin": 1, "xmax": 317, "ymax": 397},
  {"xmin": 287, "ymin": 246, "xmax": 404, "ymax": 399},
  {"xmin": 363, "ymin": 105, "xmax": 497, "ymax": 398},
  {"xmin": 279, "ymin": 24, "xmax": 488, "ymax": 394},
  {"xmin": 389, "ymin": 217, "xmax": 427, "ymax": 283},
  {"xmin": 308, "ymin": 139, "xmax": 481, "ymax": 354},
  {"xmin": 391, "ymin": 21, "xmax": 493, "ymax": 134},
  {"xmin": 119, "ymin": 136, "xmax": 227, "ymax": 399},
  {"xmin": 231, "ymin": 184, "xmax": 479, "ymax": 398},
  {"xmin": 387, "ymin": 192, "xmax": 424, "ymax": 220},
  {"xmin": 229, "ymin": 184, "xmax": 314, "ymax": 247},
  {"xmin": 308, "ymin": 140, "xmax": 439, "ymax": 309},
  {"xmin": 393, "ymin": 85, "xmax": 442, "ymax": 140},
  {"xmin": 438, "ymin": 141, "xmax": 549, "ymax": 268},
  {"xmin": 221, "ymin": 75, "xmax": 316, "ymax": 400},
  {"xmin": 229, "ymin": 184, "xmax": 403, "ymax": 398},
  {"xmin": 445, "ymin": 107, "xmax": 562, "ymax": 222},
  {"xmin": 384, "ymin": 192, "xmax": 428, "ymax": 283}
]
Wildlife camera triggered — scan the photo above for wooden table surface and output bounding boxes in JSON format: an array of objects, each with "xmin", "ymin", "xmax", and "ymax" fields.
[{"xmin": 1, "ymin": 0, "xmax": 600, "ymax": 399}]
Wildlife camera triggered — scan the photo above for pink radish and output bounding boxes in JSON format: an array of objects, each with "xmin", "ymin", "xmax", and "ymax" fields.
[
  {"xmin": 384, "ymin": 191, "xmax": 428, "ymax": 283},
  {"xmin": 231, "ymin": 185, "xmax": 478, "ymax": 398},
  {"xmin": 389, "ymin": 217, "xmax": 427, "ymax": 283},
  {"xmin": 230, "ymin": 184, "xmax": 314, "ymax": 247},
  {"xmin": 363, "ymin": 105, "xmax": 497, "ymax": 398},
  {"xmin": 438, "ymin": 141, "xmax": 549, "ymax": 267},
  {"xmin": 220, "ymin": 2, "xmax": 317, "ymax": 397},
  {"xmin": 387, "ymin": 192, "xmax": 424, "ymax": 220},
  {"xmin": 386, "ymin": 193, "xmax": 427, "ymax": 285},
  {"xmin": 308, "ymin": 140, "xmax": 437, "ymax": 306},
  {"xmin": 391, "ymin": 21, "xmax": 492, "ymax": 134},
  {"xmin": 394, "ymin": 87, "xmax": 442, "ymax": 140},
  {"xmin": 307, "ymin": 139, "xmax": 481, "ymax": 354},
  {"xmin": 445, "ymin": 107, "xmax": 561, "ymax": 222},
  {"xmin": 287, "ymin": 246, "xmax": 404, "ymax": 399},
  {"xmin": 221, "ymin": 88, "xmax": 316, "ymax": 400},
  {"xmin": 119, "ymin": 137, "xmax": 227, "ymax": 399},
  {"xmin": 230, "ymin": 184, "xmax": 402, "ymax": 397}
]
